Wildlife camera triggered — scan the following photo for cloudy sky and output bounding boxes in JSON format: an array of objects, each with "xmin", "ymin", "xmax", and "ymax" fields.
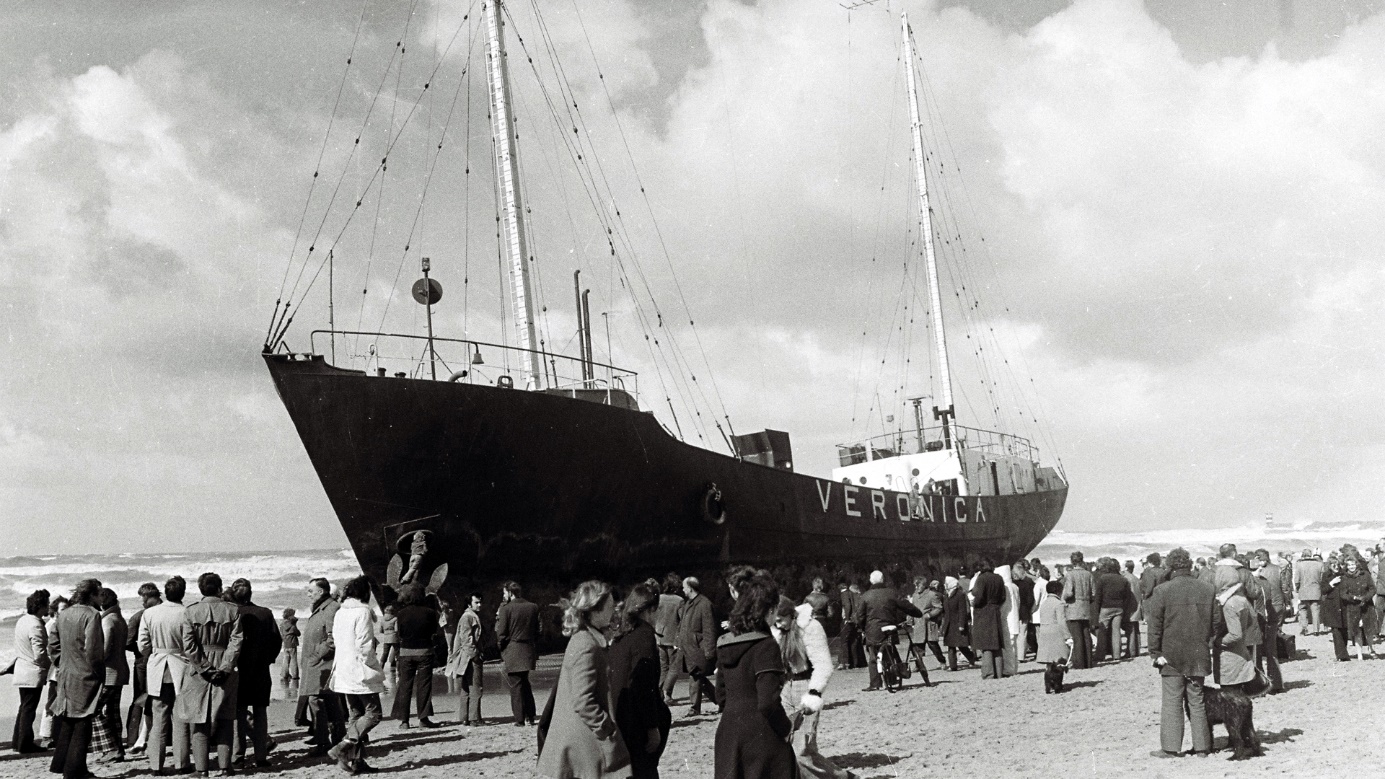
[{"xmin": 3, "ymin": 0, "xmax": 1383, "ymax": 555}]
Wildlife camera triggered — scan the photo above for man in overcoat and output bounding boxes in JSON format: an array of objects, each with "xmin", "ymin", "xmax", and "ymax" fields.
[
  {"xmin": 301, "ymin": 577, "xmax": 344, "ymax": 754},
  {"xmin": 495, "ymin": 580, "xmax": 540, "ymax": 726},
  {"xmin": 138, "ymin": 576, "xmax": 190, "ymax": 773},
  {"xmin": 675, "ymin": 576, "xmax": 717, "ymax": 715},
  {"xmin": 47, "ymin": 579, "xmax": 106, "ymax": 779},
  {"xmin": 175, "ymin": 572, "xmax": 244, "ymax": 776},
  {"xmin": 967, "ymin": 565, "xmax": 1008, "ymax": 679},
  {"xmin": 861, "ymin": 570, "xmax": 924, "ymax": 689},
  {"xmin": 1146, "ymin": 548, "xmax": 1221, "ymax": 758},
  {"xmin": 1293, "ymin": 550, "xmax": 1324, "ymax": 635},
  {"xmin": 1061, "ymin": 552, "xmax": 1095, "ymax": 669},
  {"xmin": 230, "ymin": 578, "xmax": 282, "ymax": 767}
]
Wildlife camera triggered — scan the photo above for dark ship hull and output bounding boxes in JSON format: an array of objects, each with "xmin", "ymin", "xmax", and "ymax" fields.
[{"xmin": 265, "ymin": 352, "xmax": 1066, "ymax": 599}]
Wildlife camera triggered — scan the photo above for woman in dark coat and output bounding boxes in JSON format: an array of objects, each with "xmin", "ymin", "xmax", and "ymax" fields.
[
  {"xmin": 969, "ymin": 561, "xmax": 1009, "ymax": 679},
  {"xmin": 608, "ymin": 584, "xmax": 672, "ymax": 779},
  {"xmin": 1337, "ymin": 556, "xmax": 1378, "ymax": 659},
  {"xmin": 714, "ymin": 572, "xmax": 795, "ymax": 779},
  {"xmin": 940, "ymin": 577, "xmax": 975, "ymax": 671},
  {"xmin": 1320, "ymin": 559, "xmax": 1349, "ymax": 661}
]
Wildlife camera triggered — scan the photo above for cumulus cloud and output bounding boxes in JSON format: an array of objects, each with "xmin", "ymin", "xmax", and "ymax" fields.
[{"xmin": 5, "ymin": 0, "xmax": 1385, "ymax": 553}]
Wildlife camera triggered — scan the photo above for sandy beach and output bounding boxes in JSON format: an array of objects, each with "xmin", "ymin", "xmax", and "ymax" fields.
[{"xmin": 1, "ymin": 627, "xmax": 1379, "ymax": 778}]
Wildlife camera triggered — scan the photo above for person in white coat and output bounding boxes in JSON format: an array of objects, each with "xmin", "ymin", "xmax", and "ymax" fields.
[
  {"xmin": 772, "ymin": 597, "xmax": 855, "ymax": 779},
  {"xmin": 996, "ymin": 565, "xmax": 1021, "ymax": 676},
  {"xmin": 11, "ymin": 589, "xmax": 51, "ymax": 753},
  {"xmin": 136, "ymin": 576, "xmax": 191, "ymax": 774},
  {"xmin": 327, "ymin": 575, "xmax": 387, "ymax": 774}
]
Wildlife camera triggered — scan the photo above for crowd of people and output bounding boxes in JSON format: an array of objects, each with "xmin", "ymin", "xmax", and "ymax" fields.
[{"xmin": 5, "ymin": 537, "xmax": 1385, "ymax": 776}]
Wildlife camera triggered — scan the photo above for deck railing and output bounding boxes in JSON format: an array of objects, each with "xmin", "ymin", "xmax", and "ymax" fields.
[
  {"xmin": 836, "ymin": 424, "xmax": 1036, "ymax": 466},
  {"xmin": 309, "ymin": 329, "xmax": 638, "ymax": 399}
]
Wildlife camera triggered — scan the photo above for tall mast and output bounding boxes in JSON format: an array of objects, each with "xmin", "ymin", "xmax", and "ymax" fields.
[
  {"xmin": 485, "ymin": 0, "xmax": 543, "ymax": 389},
  {"xmin": 902, "ymin": 13, "xmax": 956, "ymax": 447}
]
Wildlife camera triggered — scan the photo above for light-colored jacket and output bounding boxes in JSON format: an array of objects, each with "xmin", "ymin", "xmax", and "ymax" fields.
[
  {"xmin": 1294, "ymin": 559, "xmax": 1324, "ymax": 600},
  {"xmin": 1061, "ymin": 567, "xmax": 1095, "ymax": 622},
  {"xmin": 445, "ymin": 607, "xmax": 483, "ymax": 678},
  {"xmin": 138, "ymin": 600, "xmax": 189, "ymax": 696},
  {"xmin": 48, "ymin": 604, "xmax": 105, "ymax": 719},
  {"xmin": 329, "ymin": 598, "xmax": 385, "ymax": 695},
  {"xmin": 535, "ymin": 627, "xmax": 631, "ymax": 779},
  {"xmin": 770, "ymin": 603, "xmax": 833, "ymax": 693},
  {"xmin": 1217, "ymin": 592, "xmax": 1260, "ymax": 686},
  {"xmin": 11, "ymin": 613, "xmax": 50, "ymax": 688}
]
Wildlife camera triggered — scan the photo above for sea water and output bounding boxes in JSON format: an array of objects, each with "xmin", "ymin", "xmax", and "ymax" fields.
[{"xmin": 4, "ymin": 516, "xmax": 1383, "ymax": 625}]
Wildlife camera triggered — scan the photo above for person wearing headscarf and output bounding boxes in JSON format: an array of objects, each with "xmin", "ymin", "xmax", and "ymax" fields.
[
  {"xmin": 940, "ymin": 577, "xmax": 976, "ymax": 671},
  {"xmin": 1212, "ymin": 573, "xmax": 1263, "ymax": 759},
  {"xmin": 608, "ymin": 583, "xmax": 672, "ymax": 779},
  {"xmin": 536, "ymin": 580, "xmax": 631, "ymax": 779},
  {"xmin": 326, "ymin": 575, "xmax": 387, "ymax": 774},
  {"xmin": 969, "ymin": 561, "xmax": 1008, "ymax": 679},
  {"xmin": 713, "ymin": 573, "xmax": 795, "ymax": 779},
  {"xmin": 11, "ymin": 589, "xmax": 51, "ymax": 754},
  {"xmin": 47, "ymin": 579, "xmax": 105, "ymax": 779},
  {"xmin": 771, "ymin": 596, "xmax": 854, "ymax": 779}
]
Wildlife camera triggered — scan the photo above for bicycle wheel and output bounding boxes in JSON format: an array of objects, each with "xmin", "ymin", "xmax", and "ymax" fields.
[{"xmin": 881, "ymin": 645, "xmax": 902, "ymax": 692}]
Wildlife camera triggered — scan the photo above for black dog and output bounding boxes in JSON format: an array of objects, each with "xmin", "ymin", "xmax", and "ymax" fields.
[
  {"xmin": 1043, "ymin": 659, "xmax": 1068, "ymax": 693},
  {"xmin": 1196, "ymin": 686, "xmax": 1262, "ymax": 760}
]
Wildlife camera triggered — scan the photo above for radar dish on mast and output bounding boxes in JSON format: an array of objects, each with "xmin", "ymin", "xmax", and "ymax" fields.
[{"xmin": 412, "ymin": 278, "xmax": 443, "ymax": 306}]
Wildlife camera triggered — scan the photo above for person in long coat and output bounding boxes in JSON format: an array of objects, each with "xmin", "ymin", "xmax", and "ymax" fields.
[
  {"xmin": 1035, "ymin": 581, "xmax": 1070, "ymax": 665},
  {"xmin": 940, "ymin": 577, "xmax": 975, "ymax": 670},
  {"xmin": 301, "ymin": 578, "xmax": 344, "ymax": 753},
  {"xmin": 1320, "ymin": 560, "xmax": 1349, "ymax": 661},
  {"xmin": 11, "ymin": 589, "xmax": 51, "ymax": 754},
  {"xmin": 496, "ymin": 580, "xmax": 541, "ymax": 726},
  {"xmin": 713, "ymin": 574, "xmax": 795, "ymax": 779},
  {"xmin": 536, "ymin": 580, "xmax": 632, "ymax": 779},
  {"xmin": 1337, "ymin": 556, "xmax": 1378, "ymax": 659},
  {"xmin": 446, "ymin": 592, "xmax": 486, "ymax": 725},
  {"xmin": 997, "ymin": 565, "xmax": 1021, "ymax": 676},
  {"xmin": 327, "ymin": 575, "xmax": 387, "ymax": 774},
  {"xmin": 47, "ymin": 579, "xmax": 106, "ymax": 779},
  {"xmin": 969, "ymin": 562, "xmax": 1008, "ymax": 679},
  {"xmin": 91, "ymin": 588, "xmax": 129, "ymax": 763},
  {"xmin": 138, "ymin": 576, "xmax": 190, "ymax": 773},
  {"xmin": 1212, "ymin": 578, "xmax": 1262, "ymax": 759},
  {"xmin": 675, "ymin": 577, "xmax": 718, "ymax": 715},
  {"xmin": 230, "ymin": 578, "xmax": 282, "ymax": 768},
  {"xmin": 608, "ymin": 584, "xmax": 672, "ymax": 779},
  {"xmin": 175, "ymin": 573, "xmax": 244, "ymax": 775},
  {"xmin": 1293, "ymin": 551, "xmax": 1324, "ymax": 635},
  {"xmin": 908, "ymin": 578, "xmax": 946, "ymax": 666},
  {"xmin": 1146, "ymin": 549, "xmax": 1220, "ymax": 758}
]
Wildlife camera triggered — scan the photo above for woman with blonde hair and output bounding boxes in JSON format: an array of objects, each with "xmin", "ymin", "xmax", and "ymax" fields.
[
  {"xmin": 772, "ymin": 596, "xmax": 853, "ymax": 779},
  {"xmin": 537, "ymin": 581, "xmax": 631, "ymax": 779}
]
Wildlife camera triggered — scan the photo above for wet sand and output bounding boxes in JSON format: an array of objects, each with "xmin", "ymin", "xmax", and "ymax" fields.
[{"xmin": 2, "ymin": 629, "xmax": 1381, "ymax": 777}]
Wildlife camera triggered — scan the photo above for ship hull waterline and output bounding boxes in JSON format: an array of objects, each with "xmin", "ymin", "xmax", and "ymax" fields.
[{"xmin": 265, "ymin": 353, "xmax": 1067, "ymax": 598}]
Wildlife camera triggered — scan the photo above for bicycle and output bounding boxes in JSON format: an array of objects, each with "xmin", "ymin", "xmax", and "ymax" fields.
[
  {"xmin": 898, "ymin": 623, "xmax": 932, "ymax": 687},
  {"xmin": 876, "ymin": 625, "xmax": 912, "ymax": 692}
]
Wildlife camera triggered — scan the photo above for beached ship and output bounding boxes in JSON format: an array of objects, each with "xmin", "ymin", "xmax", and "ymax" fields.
[{"xmin": 263, "ymin": 4, "xmax": 1067, "ymax": 596}]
